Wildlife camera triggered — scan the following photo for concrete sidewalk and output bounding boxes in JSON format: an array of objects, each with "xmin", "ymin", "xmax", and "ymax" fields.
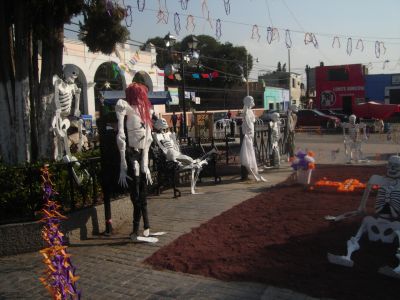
[
  {"xmin": 1, "ymin": 132, "xmax": 393, "ymax": 299},
  {"xmin": 0, "ymin": 163, "xmax": 322, "ymax": 300}
]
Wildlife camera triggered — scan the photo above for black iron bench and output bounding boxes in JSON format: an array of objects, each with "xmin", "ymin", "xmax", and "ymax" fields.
[{"xmin": 150, "ymin": 142, "xmax": 221, "ymax": 198}]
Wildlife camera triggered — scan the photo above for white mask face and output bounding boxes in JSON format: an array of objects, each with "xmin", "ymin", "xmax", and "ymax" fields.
[{"xmin": 387, "ymin": 155, "xmax": 400, "ymax": 178}]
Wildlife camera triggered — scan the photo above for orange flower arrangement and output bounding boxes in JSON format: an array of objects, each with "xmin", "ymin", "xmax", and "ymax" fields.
[{"xmin": 314, "ymin": 177, "xmax": 373, "ymax": 192}]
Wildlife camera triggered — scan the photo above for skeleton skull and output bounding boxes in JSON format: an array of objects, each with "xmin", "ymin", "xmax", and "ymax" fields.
[
  {"xmin": 271, "ymin": 112, "xmax": 280, "ymax": 122},
  {"xmin": 154, "ymin": 118, "xmax": 169, "ymax": 132},
  {"xmin": 289, "ymin": 104, "xmax": 298, "ymax": 113},
  {"xmin": 387, "ymin": 155, "xmax": 400, "ymax": 178},
  {"xmin": 349, "ymin": 114, "xmax": 357, "ymax": 125},
  {"xmin": 63, "ymin": 65, "xmax": 79, "ymax": 84},
  {"xmin": 243, "ymin": 96, "xmax": 255, "ymax": 108}
]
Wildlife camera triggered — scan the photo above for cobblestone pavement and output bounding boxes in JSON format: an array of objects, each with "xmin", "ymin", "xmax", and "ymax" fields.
[{"xmin": 0, "ymin": 133, "xmax": 394, "ymax": 300}]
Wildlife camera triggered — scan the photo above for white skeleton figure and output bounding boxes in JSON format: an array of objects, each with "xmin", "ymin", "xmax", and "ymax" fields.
[
  {"xmin": 153, "ymin": 118, "xmax": 215, "ymax": 194},
  {"xmin": 52, "ymin": 65, "xmax": 83, "ymax": 160},
  {"xmin": 341, "ymin": 114, "xmax": 367, "ymax": 163},
  {"xmin": 240, "ymin": 96, "xmax": 267, "ymax": 182},
  {"xmin": 270, "ymin": 112, "xmax": 281, "ymax": 166},
  {"xmin": 115, "ymin": 83, "xmax": 158, "ymax": 242},
  {"xmin": 115, "ymin": 101, "xmax": 153, "ymax": 188},
  {"xmin": 327, "ymin": 155, "xmax": 400, "ymax": 278}
]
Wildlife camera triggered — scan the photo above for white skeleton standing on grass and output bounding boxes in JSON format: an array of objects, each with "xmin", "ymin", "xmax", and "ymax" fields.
[
  {"xmin": 327, "ymin": 155, "xmax": 400, "ymax": 279},
  {"xmin": 341, "ymin": 114, "xmax": 367, "ymax": 163},
  {"xmin": 153, "ymin": 118, "xmax": 216, "ymax": 194}
]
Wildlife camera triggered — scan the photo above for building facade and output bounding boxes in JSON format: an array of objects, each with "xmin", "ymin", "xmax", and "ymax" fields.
[
  {"xmin": 314, "ymin": 64, "xmax": 367, "ymax": 114},
  {"xmin": 365, "ymin": 73, "xmax": 400, "ymax": 104},
  {"xmin": 61, "ymin": 38, "xmax": 165, "ymax": 123},
  {"xmin": 258, "ymin": 71, "xmax": 303, "ymax": 104}
]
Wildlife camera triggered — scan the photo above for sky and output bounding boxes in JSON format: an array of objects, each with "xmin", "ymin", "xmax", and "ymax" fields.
[{"xmin": 68, "ymin": 0, "xmax": 400, "ymax": 80}]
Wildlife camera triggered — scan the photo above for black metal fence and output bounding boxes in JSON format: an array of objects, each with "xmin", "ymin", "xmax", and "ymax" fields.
[
  {"xmin": 0, "ymin": 158, "xmax": 103, "ymax": 225},
  {"xmin": 0, "ymin": 117, "xmax": 287, "ymax": 225}
]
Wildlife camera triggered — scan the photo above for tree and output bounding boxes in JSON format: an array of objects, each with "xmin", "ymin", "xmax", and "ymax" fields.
[
  {"xmin": 0, "ymin": 0, "xmax": 128, "ymax": 165},
  {"xmin": 143, "ymin": 34, "xmax": 253, "ymax": 88},
  {"xmin": 277, "ymin": 62, "xmax": 282, "ymax": 72}
]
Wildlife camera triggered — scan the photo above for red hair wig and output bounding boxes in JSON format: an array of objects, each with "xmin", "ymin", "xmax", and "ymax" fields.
[{"xmin": 125, "ymin": 83, "xmax": 152, "ymax": 127}]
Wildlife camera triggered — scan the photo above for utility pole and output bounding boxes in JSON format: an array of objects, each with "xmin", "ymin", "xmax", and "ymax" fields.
[
  {"xmin": 288, "ymin": 48, "xmax": 291, "ymax": 107},
  {"xmin": 246, "ymin": 54, "xmax": 249, "ymax": 96},
  {"xmin": 179, "ymin": 52, "xmax": 187, "ymax": 138}
]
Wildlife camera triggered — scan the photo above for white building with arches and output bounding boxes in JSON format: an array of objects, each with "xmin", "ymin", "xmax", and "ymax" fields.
[{"xmin": 62, "ymin": 38, "xmax": 165, "ymax": 123}]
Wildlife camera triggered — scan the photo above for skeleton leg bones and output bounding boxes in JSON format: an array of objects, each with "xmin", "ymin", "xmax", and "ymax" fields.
[{"xmin": 327, "ymin": 216, "xmax": 369, "ymax": 267}]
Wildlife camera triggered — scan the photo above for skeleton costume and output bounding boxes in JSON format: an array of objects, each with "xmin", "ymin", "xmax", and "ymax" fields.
[
  {"xmin": 286, "ymin": 104, "xmax": 298, "ymax": 158},
  {"xmin": 270, "ymin": 112, "xmax": 281, "ymax": 166},
  {"xmin": 240, "ymin": 96, "xmax": 266, "ymax": 182},
  {"xmin": 52, "ymin": 65, "xmax": 83, "ymax": 160},
  {"xmin": 341, "ymin": 114, "xmax": 367, "ymax": 163},
  {"xmin": 116, "ymin": 83, "xmax": 155, "ymax": 241},
  {"xmin": 327, "ymin": 155, "xmax": 400, "ymax": 278},
  {"xmin": 153, "ymin": 118, "xmax": 215, "ymax": 194}
]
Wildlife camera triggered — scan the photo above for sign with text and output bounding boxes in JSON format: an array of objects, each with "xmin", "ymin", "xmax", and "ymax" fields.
[{"xmin": 168, "ymin": 87, "xmax": 179, "ymax": 105}]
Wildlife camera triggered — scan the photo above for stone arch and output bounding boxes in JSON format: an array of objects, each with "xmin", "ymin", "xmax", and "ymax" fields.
[{"xmin": 93, "ymin": 61, "xmax": 127, "ymax": 113}]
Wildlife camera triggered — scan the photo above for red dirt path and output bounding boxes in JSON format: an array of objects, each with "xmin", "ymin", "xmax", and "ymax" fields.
[{"xmin": 145, "ymin": 165, "xmax": 400, "ymax": 300}]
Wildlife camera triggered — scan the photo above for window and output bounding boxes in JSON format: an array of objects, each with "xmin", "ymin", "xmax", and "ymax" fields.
[{"xmin": 327, "ymin": 68, "xmax": 349, "ymax": 81}]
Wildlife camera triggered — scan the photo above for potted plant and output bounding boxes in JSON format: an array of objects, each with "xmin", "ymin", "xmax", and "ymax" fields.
[{"xmin": 291, "ymin": 150, "xmax": 316, "ymax": 185}]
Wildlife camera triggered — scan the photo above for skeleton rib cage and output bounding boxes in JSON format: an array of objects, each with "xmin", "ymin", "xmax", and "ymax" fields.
[
  {"xmin": 376, "ymin": 185, "xmax": 400, "ymax": 219},
  {"xmin": 57, "ymin": 81, "xmax": 79, "ymax": 117}
]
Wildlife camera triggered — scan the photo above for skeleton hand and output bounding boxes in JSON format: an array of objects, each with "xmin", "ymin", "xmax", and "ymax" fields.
[
  {"xmin": 118, "ymin": 162, "xmax": 132, "ymax": 189},
  {"xmin": 118, "ymin": 156, "xmax": 132, "ymax": 188},
  {"xmin": 73, "ymin": 108, "xmax": 81, "ymax": 117},
  {"xmin": 142, "ymin": 166, "xmax": 153, "ymax": 185}
]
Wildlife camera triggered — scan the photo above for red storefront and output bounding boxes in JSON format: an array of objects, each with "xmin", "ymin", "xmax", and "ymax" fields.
[{"xmin": 315, "ymin": 64, "xmax": 366, "ymax": 114}]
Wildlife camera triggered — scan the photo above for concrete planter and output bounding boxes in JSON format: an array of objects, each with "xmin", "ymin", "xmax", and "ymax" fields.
[
  {"xmin": 0, "ymin": 196, "xmax": 133, "ymax": 256},
  {"xmin": 296, "ymin": 169, "xmax": 312, "ymax": 185}
]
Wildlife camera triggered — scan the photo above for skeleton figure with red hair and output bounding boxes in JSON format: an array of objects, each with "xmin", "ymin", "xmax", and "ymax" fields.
[{"xmin": 115, "ymin": 83, "xmax": 158, "ymax": 243}]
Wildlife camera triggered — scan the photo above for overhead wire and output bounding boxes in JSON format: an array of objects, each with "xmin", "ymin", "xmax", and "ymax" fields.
[
  {"xmin": 64, "ymin": 26, "xmax": 399, "ymax": 77},
  {"xmin": 124, "ymin": 3, "xmax": 400, "ymax": 44}
]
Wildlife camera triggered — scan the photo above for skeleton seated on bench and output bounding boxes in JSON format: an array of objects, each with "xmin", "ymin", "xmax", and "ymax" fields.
[
  {"xmin": 327, "ymin": 155, "xmax": 400, "ymax": 279},
  {"xmin": 153, "ymin": 118, "xmax": 216, "ymax": 194}
]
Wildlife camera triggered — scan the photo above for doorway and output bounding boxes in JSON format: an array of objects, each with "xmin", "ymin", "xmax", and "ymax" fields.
[{"xmin": 342, "ymin": 96, "xmax": 353, "ymax": 115}]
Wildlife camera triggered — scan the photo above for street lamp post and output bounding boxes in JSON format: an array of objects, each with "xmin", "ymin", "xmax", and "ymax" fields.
[{"xmin": 164, "ymin": 33, "xmax": 198, "ymax": 138}]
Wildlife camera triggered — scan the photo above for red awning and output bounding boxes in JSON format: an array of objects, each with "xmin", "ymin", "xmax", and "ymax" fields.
[{"xmin": 353, "ymin": 101, "xmax": 400, "ymax": 120}]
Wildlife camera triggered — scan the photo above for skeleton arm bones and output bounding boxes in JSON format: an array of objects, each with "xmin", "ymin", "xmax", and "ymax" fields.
[
  {"xmin": 140, "ymin": 124, "xmax": 153, "ymax": 185},
  {"xmin": 115, "ymin": 99, "xmax": 133, "ymax": 188},
  {"xmin": 326, "ymin": 175, "xmax": 385, "ymax": 221}
]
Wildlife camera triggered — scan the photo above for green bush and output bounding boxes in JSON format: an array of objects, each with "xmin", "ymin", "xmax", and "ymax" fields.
[{"xmin": 0, "ymin": 152, "xmax": 103, "ymax": 225}]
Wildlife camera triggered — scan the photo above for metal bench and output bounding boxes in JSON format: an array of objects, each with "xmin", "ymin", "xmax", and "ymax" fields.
[{"xmin": 150, "ymin": 142, "xmax": 220, "ymax": 198}]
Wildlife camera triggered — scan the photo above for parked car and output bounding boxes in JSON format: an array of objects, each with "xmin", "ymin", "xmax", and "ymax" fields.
[
  {"xmin": 319, "ymin": 109, "xmax": 349, "ymax": 123},
  {"xmin": 296, "ymin": 109, "xmax": 341, "ymax": 129},
  {"xmin": 260, "ymin": 110, "xmax": 286, "ymax": 123}
]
